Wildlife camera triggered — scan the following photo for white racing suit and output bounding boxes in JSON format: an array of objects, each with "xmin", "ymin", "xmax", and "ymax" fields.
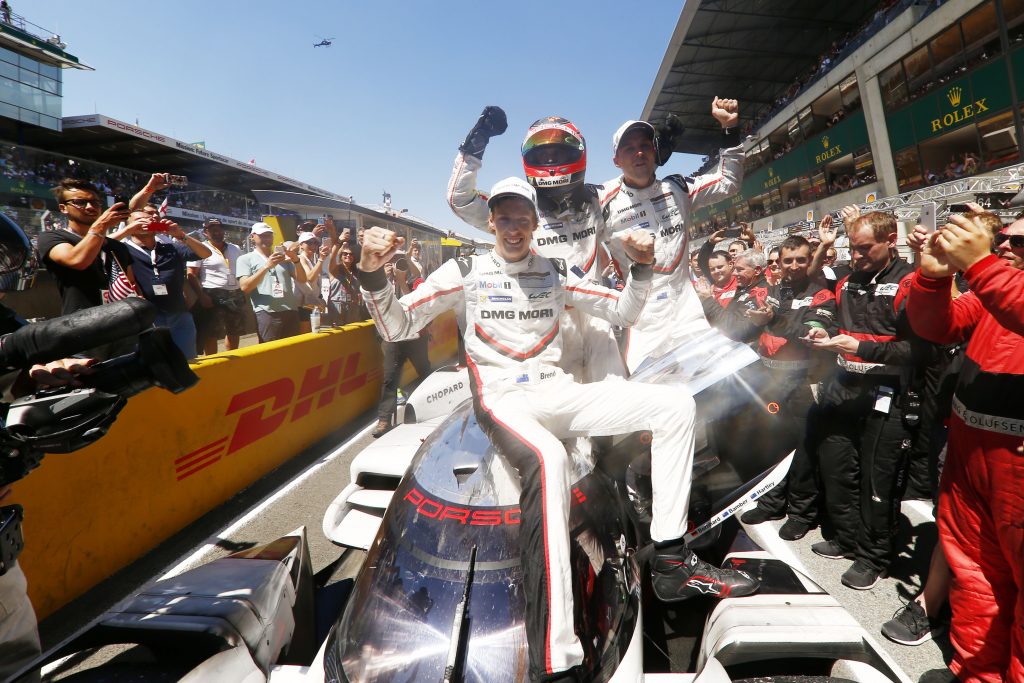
[
  {"xmin": 358, "ymin": 251, "xmax": 696, "ymax": 680},
  {"xmin": 447, "ymin": 152, "xmax": 625, "ymax": 381},
  {"xmin": 601, "ymin": 132, "xmax": 744, "ymax": 372}
]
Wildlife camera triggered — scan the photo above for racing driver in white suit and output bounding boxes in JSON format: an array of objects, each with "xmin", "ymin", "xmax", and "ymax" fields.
[
  {"xmin": 355, "ymin": 177, "xmax": 759, "ymax": 682},
  {"xmin": 447, "ymin": 106, "xmax": 626, "ymax": 381},
  {"xmin": 601, "ymin": 98, "xmax": 744, "ymax": 372}
]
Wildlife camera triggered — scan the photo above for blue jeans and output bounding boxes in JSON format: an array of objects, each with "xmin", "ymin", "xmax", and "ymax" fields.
[{"xmin": 155, "ymin": 310, "xmax": 197, "ymax": 360}]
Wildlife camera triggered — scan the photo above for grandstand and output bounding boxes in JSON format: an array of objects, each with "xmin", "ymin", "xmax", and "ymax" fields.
[{"xmin": 645, "ymin": 0, "xmax": 1022, "ymax": 236}]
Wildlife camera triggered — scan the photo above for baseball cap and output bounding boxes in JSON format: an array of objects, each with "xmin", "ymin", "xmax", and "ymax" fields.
[
  {"xmin": 203, "ymin": 218, "xmax": 223, "ymax": 229},
  {"xmin": 612, "ymin": 120, "xmax": 656, "ymax": 154},
  {"xmin": 250, "ymin": 221, "xmax": 274, "ymax": 235},
  {"xmin": 297, "ymin": 231, "xmax": 318, "ymax": 244},
  {"xmin": 487, "ymin": 176, "xmax": 538, "ymax": 211}
]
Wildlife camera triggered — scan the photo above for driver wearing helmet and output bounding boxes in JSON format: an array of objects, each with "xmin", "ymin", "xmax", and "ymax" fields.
[
  {"xmin": 447, "ymin": 108, "xmax": 626, "ymax": 381},
  {"xmin": 356, "ymin": 178, "xmax": 759, "ymax": 683}
]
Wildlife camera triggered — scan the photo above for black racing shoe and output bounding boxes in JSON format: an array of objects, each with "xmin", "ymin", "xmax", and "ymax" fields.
[
  {"xmin": 778, "ymin": 518, "xmax": 813, "ymax": 541},
  {"xmin": 651, "ymin": 548, "xmax": 760, "ymax": 602},
  {"xmin": 841, "ymin": 560, "xmax": 887, "ymax": 590},
  {"xmin": 918, "ymin": 668, "xmax": 957, "ymax": 683},
  {"xmin": 740, "ymin": 507, "xmax": 785, "ymax": 525},
  {"xmin": 882, "ymin": 599, "xmax": 939, "ymax": 646},
  {"xmin": 811, "ymin": 539, "xmax": 855, "ymax": 560}
]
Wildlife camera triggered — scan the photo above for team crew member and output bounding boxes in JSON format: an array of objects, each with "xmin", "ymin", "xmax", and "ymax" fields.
[
  {"xmin": 601, "ymin": 98, "xmax": 743, "ymax": 372},
  {"xmin": 908, "ymin": 214, "xmax": 1024, "ymax": 683},
  {"xmin": 804, "ymin": 211, "xmax": 930, "ymax": 590},
  {"xmin": 356, "ymin": 177, "xmax": 758, "ymax": 682},
  {"xmin": 698, "ymin": 248, "xmax": 769, "ymax": 345},
  {"xmin": 736, "ymin": 236, "xmax": 837, "ymax": 540},
  {"xmin": 447, "ymin": 106, "xmax": 625, "ymax": 381}
]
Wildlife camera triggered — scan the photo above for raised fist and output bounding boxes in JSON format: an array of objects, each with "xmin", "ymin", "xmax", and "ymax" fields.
[{"xmin": 459, "ymin": 105, "xmax": 508, "ymax": 159}]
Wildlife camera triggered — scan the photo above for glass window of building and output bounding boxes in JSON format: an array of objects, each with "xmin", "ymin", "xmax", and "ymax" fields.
[
  {"xmin": 930, "ymin": 24, "xmax": 966, "ymax": 84},
  {"xmin": 962, "ymin": 1, "xmax": 1001, "ymax": 67},
  {"xmin": 786, "ymin": 116, "xmax": 804, "ymax": 147},
  {"xmin": 918, "ymin": 124, "xmax": 982, "ymax": 183},
  {"xmin": 880, "ymin": 62, "xmax": 908, "ymax": 110},
  {"xmin": 895, "ymin": 147, "xmax": 923, "ymax": 190},
  {"xmin": 904, "ymin": 45, "xmax": 932, "ymax": 100},
  {"xmin": 980, "ymin": 109, "xmax": 1020, "ymax": 168},
  {"xmin": 839, "ymin": 74, "xmax": 861, "ymax": 112},
  {"xmin": 810, "ymin": 169, "xmax": 828, "ymax": 198},
  {"xmin": 853, "ymin": 148, "xmax": 876, "ymax": 185},
  {"xmin": 1005, "ymin": 0, "xmax": 1024, "ymax": 44}
]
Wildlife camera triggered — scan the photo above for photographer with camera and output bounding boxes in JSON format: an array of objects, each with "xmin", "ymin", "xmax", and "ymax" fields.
[
  {"xmin": 0, "ymin": 212, "xmax": 198, "ymax": 681},
  {"xmin": 37, "ymin": 179, "xmax": 147, "ymax": 318},
  {"xmin": 123, "ymin": 210, "xmax": 211, "ymax": 360}
]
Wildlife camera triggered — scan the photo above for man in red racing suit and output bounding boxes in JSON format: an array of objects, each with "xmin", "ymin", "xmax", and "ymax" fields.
[{"xmin": 907, "ymin": 213, "xmax": 1024, "ymax": 683}]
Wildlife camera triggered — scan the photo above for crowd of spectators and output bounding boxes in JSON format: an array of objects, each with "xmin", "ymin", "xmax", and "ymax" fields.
[
  {"xmin": 688, "ymin": 197, "xmax": 1023, "ymax": 682},
  {"xmin": 24, "ymin": 173, "xmax": 385, "ymax": 361},
  {"xmin": 0, "ymin": 145, "xmax": 261, "ymax": 223}
]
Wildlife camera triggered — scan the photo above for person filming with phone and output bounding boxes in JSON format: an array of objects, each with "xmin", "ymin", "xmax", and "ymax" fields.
[
  {"xmin": 123, "ymin": 209, "xmax": 211, "ymax": 359},
  {"xmin": 236, "ymin": 222, "xmax": 308, "ymax": 343}
]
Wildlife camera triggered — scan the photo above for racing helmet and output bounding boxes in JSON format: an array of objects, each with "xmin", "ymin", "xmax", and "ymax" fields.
[
  {"xmin": 0, "ymin": 213, "xmax": 34, "ymax": 291},
  {"xmin": 521, "ymin": 117, "xmax": 587, "ymax": 195}
]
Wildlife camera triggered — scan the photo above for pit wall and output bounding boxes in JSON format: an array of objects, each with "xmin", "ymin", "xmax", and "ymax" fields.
[{"xmin": 11, "ymin": 314, "xmax": 459, "ymax": 619}]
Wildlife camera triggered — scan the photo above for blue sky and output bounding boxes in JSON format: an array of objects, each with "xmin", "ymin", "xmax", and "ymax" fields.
[{"xmin": 29, "ymin": 1, "xmax": 702, "ymax": 239}]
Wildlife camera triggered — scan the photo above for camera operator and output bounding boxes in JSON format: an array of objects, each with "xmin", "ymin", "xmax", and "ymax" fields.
[
  {"xmin": 123, "ymin": 210, "xmax": 211, "ymax": 360},
  {"xmin": 0, "ymin": 357, "xmax": 95, "ymax": 682}
]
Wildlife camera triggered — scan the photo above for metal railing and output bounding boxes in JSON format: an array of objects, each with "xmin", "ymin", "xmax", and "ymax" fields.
[{"xmin": 0, "ymin": 8, "xmax": 65, "ymax": 48}]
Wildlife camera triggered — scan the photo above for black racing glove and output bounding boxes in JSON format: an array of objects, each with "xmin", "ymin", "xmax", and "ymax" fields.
[
  {"xmin": 459, "ymin": 106, "xmax": 508, "ymax": 159},
  {"xmin": 654, "ymin": 113, "xmax": 686, "ymax": 166}
]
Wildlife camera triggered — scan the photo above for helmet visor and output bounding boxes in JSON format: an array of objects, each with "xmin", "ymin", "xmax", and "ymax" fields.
[{"xmin": 522, "ymin": 128, "xmax": 584, "ymax": 167}]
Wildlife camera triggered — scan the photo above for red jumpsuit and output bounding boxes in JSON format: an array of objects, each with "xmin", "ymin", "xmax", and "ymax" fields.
[{"xmin": 907, "ymin": 254, "xmax": 1024, "ymax": 683}]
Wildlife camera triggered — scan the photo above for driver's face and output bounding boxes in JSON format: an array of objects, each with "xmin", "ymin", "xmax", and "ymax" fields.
[
  {"xmin": 489, "ymin": 197, "xmax": 537, "ymax": 263},
  {"xmin": 529, "ymin": 144, "xmax": 577, "ymax": 166},
  {"xmin": 614, "ymin": 129, "xmax": 657, "ymax": 188}
]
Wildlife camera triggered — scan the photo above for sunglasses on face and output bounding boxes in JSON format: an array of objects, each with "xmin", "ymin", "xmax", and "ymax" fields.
[
  {"xmin": 995, "ymin": 233, "xmax": 1024, "ymax": 249},
  {"xmin": 63, "ymin": 198, "xmax": 100, "ymax": 208}
]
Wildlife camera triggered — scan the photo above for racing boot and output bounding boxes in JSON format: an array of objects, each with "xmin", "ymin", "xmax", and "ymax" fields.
[{"xmin": 650, "ymin": 544, "xmax": 759, "ymax": 602}]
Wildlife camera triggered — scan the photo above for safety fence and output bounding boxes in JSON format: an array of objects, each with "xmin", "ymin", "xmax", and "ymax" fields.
[{"xmin": 11, "ymin": 313, "xmax": 459, "ymax": 619}]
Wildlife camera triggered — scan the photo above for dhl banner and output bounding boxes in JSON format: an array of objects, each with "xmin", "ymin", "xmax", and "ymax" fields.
[{"xmin": 11, "ymin": 313, "xmax": 458, "ymax": 619}]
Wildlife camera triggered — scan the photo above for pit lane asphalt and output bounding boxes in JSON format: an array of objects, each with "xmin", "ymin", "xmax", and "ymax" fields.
[{"xmin": 37, "ymin": 409, "xmax": 950, "ymax": 682}]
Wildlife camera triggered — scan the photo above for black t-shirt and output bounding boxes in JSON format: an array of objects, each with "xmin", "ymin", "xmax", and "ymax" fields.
[{"xmin": 37, "ymin": 229, "xmax": 133, "ymax": 315}]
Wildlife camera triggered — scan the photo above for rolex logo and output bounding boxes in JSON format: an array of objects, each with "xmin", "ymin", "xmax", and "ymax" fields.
[
  {"xmin": 947, "ymin": 86, "xmax": 963, "ymax": 108},
  {"xmin": 822, "ymin": 136, "xmax": 830, "ymax": 149}
]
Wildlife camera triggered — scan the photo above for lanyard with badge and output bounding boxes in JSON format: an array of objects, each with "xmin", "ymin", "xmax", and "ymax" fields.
[{"xmin": 128, "ymin": 239, "xmax": 169, "ymax": 296}]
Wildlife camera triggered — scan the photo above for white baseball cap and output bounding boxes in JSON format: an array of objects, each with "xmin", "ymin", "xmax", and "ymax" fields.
[
  {"xmin": 250, "ymin": 221, "xmax": 275, "ymax": 235},
  {"xmin": 296, "ymin": 231, "xmax": 318, "ymax": 244},
  {"xmin": 487, "ymin": 176, "xmax": 538, "ymax": 210},
  {"xmin": 612, "ymin": 120, "xmax": 656, "ymax": 154},
  {"xmin": 487, "ymin": 177, "xmax": 540, "ymax": 223}
]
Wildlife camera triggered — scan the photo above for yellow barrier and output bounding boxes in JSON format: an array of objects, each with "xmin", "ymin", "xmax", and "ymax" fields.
[{"xmin": 11, "ymin": 313, "xmax": 459, "ymax": 619}]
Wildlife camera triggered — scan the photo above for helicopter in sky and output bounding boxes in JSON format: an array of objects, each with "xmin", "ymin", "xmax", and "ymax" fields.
[{"xmin": 313, "ymin": 36, "xmax": 334, "ymax": 47}]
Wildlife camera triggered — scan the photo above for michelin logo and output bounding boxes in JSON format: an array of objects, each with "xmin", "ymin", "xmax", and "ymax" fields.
[{"xmin": 488, "ymin": 295, "xmax": 513, "ymax": 303}]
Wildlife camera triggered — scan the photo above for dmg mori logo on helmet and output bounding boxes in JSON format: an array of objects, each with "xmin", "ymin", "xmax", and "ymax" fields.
[
  {"xmin": 822, "ymin": 136, "xmax": 830, "ymax": 149},
  {"xmin": 947, "ymin": 86, "xmax": 963, "ymax": 108}
]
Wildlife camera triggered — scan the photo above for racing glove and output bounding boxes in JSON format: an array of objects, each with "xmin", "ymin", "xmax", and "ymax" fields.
[
  {"xmin": 654, "ymin": 113, "xmax": 686, "ymax": 166},
  {"xmin": 459, "ymin": 106, "xmax": 508, "ymax": 159}
]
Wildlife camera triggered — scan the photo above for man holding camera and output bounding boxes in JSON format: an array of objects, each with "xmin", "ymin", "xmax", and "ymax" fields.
[
  {"xmin": 124, "ymin": 210, "xmax": 211, "ymax": 359},
  {"xmin": 188, "ymin": 219, "xmax": 246, "ymax": 355},
  {"xmin": 236, "ymin": 222, "xmax": 308, "ymax": 343},
  {"xmin": 38, "ymin": 179, "xmax": 143, "ymax": 316}
]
